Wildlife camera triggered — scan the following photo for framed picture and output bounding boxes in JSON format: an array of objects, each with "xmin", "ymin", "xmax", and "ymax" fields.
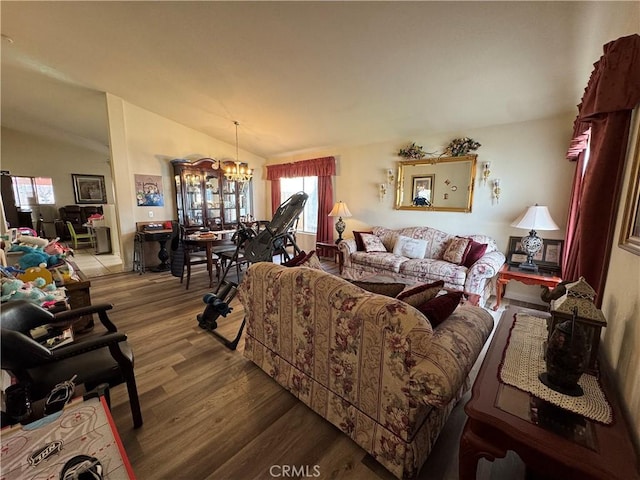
[
  {"xmin": 411, "ymin": 174, "xmax": 435, "ymax": 206},
  {"xmin": 72, "ymin": 174, "xmax": 107, "ymax": 204},
  {"xmin": 507, "ymin": 235, "xmax": 564, "ymax": 272},
  {"xmin": 134, "ymin": 174, "xmax": 165, "ymax": 207}
]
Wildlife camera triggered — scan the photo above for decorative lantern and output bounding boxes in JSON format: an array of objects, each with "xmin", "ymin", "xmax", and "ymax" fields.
[{"xmin": 548, "ymin": 277, "xmax": 607, "ymax": 375}]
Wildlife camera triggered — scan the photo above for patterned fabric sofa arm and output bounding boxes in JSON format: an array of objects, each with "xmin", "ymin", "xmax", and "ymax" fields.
[
  {"xmin": 338, "ymin": 238, "xmax": 357, "ymax": 267},
  {"xmin": 464, "ymin": 250, "xmax": 506, "ymax": 295},
  {"xmin": 407, "ymin": 305, "xmax": 494, "ymax": 407}
]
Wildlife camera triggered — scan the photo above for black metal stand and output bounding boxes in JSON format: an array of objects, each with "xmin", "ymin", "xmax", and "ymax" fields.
[{"xmin": 197, "ymin": 282, "xmax": 245, "ymax": 350}]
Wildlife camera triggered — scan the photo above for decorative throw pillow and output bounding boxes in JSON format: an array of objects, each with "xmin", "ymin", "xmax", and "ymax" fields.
[
  {"xmin": 462, "ymin": 240, "xmax": 488, "ymax": 268},
  {"xmin": 443, "ymin": 237, "xmax": 471, "ymax": 265},
  {"xmin": 417, "ymin": 291, "xmax": 463, "ymax": 327},
  {"xmin": 350, "ymin": 281, "xmax": 407, "ymax": 298},
  {"xmin": 353, "ymin": 231, "xmax": 373, "ymax": 251},
  {"xmin": 393, "ymin": 235, "xmax": 428, "ymax": 259},
  {"xmin": 298, "ymin": 251, "xmax": 324, "ymax": 270},
  {"xmin": 395, "ymin": 280, "xmax": 444, "ymax": 308},
  {"xmin": 282, "ymin": 250, "xmax": 307, "ymax": 267},
  {"xmin": 360, "ymin": 233, "xmax": 387, "ymax": 253}
]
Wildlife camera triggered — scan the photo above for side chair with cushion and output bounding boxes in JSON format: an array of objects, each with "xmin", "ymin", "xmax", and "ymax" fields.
[
  {"xmin": 66, "ymin": 221, "xmax": 94, "ymax": 250},
  {"xmin": 0, "ymin": 300, "xmax": 142, "ymax": 428}
]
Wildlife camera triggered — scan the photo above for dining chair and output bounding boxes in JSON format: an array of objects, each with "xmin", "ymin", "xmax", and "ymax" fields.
[
  {"xmin": 0, "ymin": 300, "xmax": 143, "ymax": 428},
  {"xmin": 179, "ymin": 226, "xmax": 223, "ymax": 290},
  {"xmin": 66, "ymin": 221, "xmax": 94, "ymax": 250}
]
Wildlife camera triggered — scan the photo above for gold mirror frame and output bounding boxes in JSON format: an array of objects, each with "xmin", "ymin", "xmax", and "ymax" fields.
[
  {"xmin": 395, "ymin": 154, "xmax": 477, "ymax": 212},
  {"xmin": 619, "ymin": 116, "xmax": 640, "ymax": 255}
]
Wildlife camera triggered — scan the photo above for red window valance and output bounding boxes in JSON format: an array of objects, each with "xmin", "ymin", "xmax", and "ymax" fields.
[{"xmin": 266, "ymin": 156, "xmax": 336, "ymax": 180}]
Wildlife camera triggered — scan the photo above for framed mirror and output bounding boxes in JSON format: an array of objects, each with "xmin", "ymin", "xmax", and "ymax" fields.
[{"xmin": 395, "ymin": 154, "xmax": 477, "ymax": 212}]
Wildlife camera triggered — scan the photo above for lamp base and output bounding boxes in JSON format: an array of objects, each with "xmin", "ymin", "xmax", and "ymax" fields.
[
  {"xmin": 539, "ymin": 372, "xmax": 584, "ymax": 397},
  {"xmin": 518, "ymin": 261, "xmax": 539, "ymax": 272},
  {"xmin": 335, "ymin": 217, "xmax": 345, "ymax": 244}
]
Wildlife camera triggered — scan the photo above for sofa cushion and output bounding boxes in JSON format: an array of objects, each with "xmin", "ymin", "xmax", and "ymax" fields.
[
  {"xmin": 443, "ymin": 237, "xmax": 471, "ymax": 265},
  {"xmin": 360, "ymin": 233, "xmax": 387, "ymax": 252},
  {"xmin": 351, "ymin": 251, "xmax": 408, "ymax": 273},
  {"xmin": 398, "ymin": 259, "xmax": 467, "ymax": 287},
  {"xmin": 298, "ymin": 251, "xmax": 324, "ymax": 270},
  {"xmin": 353, "ymin": 231, "xmax": 373, "ymax": 251},
  {"xmin": 396, "ymin": 280, "xmax": 444, "ymax": 308},
  {"xmin": 392, "ymin": 235, "xmax": 428, "ymax": 259},
  {"xmin": 350, "ymin": 280, "xmax": 407, "ymax": 298},
  {"xmin": 417, "ymin": 291, "xmax": 463, "ymax": 327},
  {"xmin": 462, "ymin": 240, "xmax": 488, "ymax": 268}
]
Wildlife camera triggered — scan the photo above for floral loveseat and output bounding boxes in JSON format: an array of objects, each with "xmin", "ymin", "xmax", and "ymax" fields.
[
  {"xmin": 237, "ymin": 263, "xmax": 493, "ymax": 479},
  {"xmin": 338, "ymin": 226, "xmax": 505, "ymax": 307}
]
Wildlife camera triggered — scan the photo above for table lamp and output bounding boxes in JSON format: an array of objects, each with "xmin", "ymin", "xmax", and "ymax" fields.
[
  {"xmin": 510, "ymin": 204, "xmax": 559, "ymax": 272},
  {"xmin": 328, "ymin": 201, "xmax": 352, "ymax": 243}
]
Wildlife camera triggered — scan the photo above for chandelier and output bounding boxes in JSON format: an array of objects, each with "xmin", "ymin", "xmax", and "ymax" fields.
[{"xmin": 224, "ymin": 121, "xmax": 253, "ymax": 184}]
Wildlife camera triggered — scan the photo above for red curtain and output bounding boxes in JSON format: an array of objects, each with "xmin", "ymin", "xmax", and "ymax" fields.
[
  {"xmin": 266, "ymin": 156, "xmax": 336, "ymax": 243},
  {"xmin": 563, "ymin": 34, "xmax": 640, "ymax": 305}
]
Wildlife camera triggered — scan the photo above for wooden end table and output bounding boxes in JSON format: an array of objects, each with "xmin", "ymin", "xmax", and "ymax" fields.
[
  {"xmin": 315, "ymin": 241, "xmax": 343, "ymax": 273},
  {"xmin": 494, "ymin": 264, "xmax": 562, "ymax": 311},
  {"xmin": 459, "ymin": 305, "xmax": 640, "ymax": 480}
]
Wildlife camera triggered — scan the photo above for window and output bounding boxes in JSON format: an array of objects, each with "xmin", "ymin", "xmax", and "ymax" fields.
[
  {"xmin": 280, "ymin": 176, "xmax": 318, "ymax": 233},
  {"xmin": 12, "ymin": 176, "xmax": 55, "ymax": 206}
]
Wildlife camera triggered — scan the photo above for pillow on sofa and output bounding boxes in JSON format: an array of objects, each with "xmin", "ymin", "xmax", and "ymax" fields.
[
  {"xmin": 353, "ymin": 231, "xmax": 373, "ymax": 251},
  {"xmin": 360, "ymin": 233, "xmax": 387, "ymax": 253},
  {"xmin": 417, "ymin": 291, "xmax": 463, "ymax": 327},
  {"xmin": 443, "ymin": 237, "xmax": 471, "ymax": 265},
  {"xmin": 462, "ymin": 240, "xmax": 488, "ymax": 268},
  {"xmin": 282, "ymin": 250, "xmax": 307, "ymax": 267},
  {"xmin": 396, "ymin": 280, "xmax": 444, "ymax": 308},
  {"xmin": 392, "ymin": 235, "xmax": 428, "ymax": 259},
  {"xmin": 298, "ymin": 251, "xmax": 324, "ymax": 270},
  {"xmin": 350, "ymin": 280, "xmax": 407, "ymax": 298}
]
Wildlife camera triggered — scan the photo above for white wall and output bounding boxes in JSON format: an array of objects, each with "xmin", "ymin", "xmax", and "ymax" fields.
[
  {"xmin": 1, "ymin": 126, "xmax": 113, "ymax": 220},
  {"xmin": 601, "ymin": 110, "xmax": 640, "ymax": 447},
  {"xmin": 106, "ymin": 94, "xmax": 266, "ymax": 269},
  {"xmin": 268, "ymin": 112, "xmax": 575, "ymax": 303}
]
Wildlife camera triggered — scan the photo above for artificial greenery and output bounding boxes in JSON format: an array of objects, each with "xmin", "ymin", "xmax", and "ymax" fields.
[
  {"xmin": 398, "ymin": 142, "xmax": 427, "ymax": 159},
  {"xmin": 444, "ymin": 137, "xmax": 481, "ymax": 157}
]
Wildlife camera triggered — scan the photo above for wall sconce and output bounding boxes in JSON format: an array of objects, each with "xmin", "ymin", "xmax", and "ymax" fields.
[
  {"xmin": 387, "ymin": 168, "xmax": 395, "ymax": 185},
  {"xmin": 492, "ymin": 178, "xmax": 501, "ymax": 203},
  {"xmin": 482, "ymin": 162, "xmax": 491, "ymax": 185},
  {"xmin": 379, "ymin": 183, "xmax": 388, "ymax": 201}
]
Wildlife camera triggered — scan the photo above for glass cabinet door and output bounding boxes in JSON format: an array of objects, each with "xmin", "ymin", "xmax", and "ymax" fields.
[
  {"xmin": 205, "ymin": 175, "xmax": 222, "ymax": 228},
  {"xmin": 184, "ymin": 170, "xmax": 204, "ymax": 226},
  {"xmin": 222, "ymin": 178, "xmax": 238, "ymax": 225}
]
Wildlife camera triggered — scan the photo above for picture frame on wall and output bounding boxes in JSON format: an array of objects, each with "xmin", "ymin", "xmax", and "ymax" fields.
[
  {"xmin": 507, "ymin": 235, "xmax": 564, "ymax": 273},
  {"xmin": 72, "ymin": 174, "xmax": 107, "ymax": 204},
  {"xmin": 411, "ymin": 174, "xmax": 435, "ymax": 206}
]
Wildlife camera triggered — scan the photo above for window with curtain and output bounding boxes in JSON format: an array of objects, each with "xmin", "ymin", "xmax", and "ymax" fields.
[
  {"xmin": 12, "ymin": 176, "xmax": 55, "ymax": 206},
  {"xmin": 280, "ymin": 176, "xmax": 318, "ymax": 233}
]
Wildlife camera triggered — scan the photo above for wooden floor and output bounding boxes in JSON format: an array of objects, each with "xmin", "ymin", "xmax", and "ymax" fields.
[{"xmin": 89, "ymin": 258, "xmax": 541, "ymax": 480}]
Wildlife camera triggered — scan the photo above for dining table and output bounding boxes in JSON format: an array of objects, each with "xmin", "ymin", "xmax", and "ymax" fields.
[{"xmin": 185, "ymin": 229, "xmax": 238, "ymax": 287}]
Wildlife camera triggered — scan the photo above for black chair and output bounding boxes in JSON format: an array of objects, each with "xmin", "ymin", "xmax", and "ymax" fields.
[{"xmin": 0, "ymin": 300, "xmax": 142, "ymax": 428}]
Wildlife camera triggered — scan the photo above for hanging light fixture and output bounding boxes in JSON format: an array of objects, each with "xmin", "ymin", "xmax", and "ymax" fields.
[{"xmin": 224, "ymin": 121, "xmax": 253, "ymax": 184}]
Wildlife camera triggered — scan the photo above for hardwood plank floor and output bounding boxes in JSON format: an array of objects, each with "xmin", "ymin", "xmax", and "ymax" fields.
[{"xmin": 89, "ymin": 259, "xmax": 539, "ymax": 479}]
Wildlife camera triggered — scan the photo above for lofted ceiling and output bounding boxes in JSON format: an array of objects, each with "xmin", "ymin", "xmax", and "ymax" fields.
[{"xmin": 1, "ymin": 1, "xmax": 638, "ymax": 159}]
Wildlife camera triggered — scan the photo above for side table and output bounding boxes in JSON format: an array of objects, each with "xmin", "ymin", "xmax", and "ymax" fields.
[
  {"xmin": 494, "ymin": 264, "xmax": 562, "ymax": 311},
  {"xmin": 459, "ymin": 305, "xmax": 640, "ymax": 480},
  {"xmin": 315, "ymin": 241, "xmax": 343, "ymax": 273}
]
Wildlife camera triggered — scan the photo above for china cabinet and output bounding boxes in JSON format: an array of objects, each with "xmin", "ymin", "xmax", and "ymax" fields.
[{"xmin": 171, "ymin": 158, "xmax": 253, "ymax": 230}]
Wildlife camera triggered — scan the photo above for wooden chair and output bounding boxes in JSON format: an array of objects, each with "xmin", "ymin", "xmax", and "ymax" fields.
[
  {"xmin": 66, "ymin": 221, "xmax": 94, "ymax": 250},
  {"xmin": 0, "ymin": 300, "xmax": 143, "ymax": 428}
]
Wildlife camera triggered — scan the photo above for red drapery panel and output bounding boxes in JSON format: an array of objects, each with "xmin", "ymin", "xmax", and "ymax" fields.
[
  {"xmin": 266, "ymin": 157, "xmax": 336, "ymax": 242},
  {"xmin": 563, "ymin": 34, "xmax": 640, "ymax": 306}
]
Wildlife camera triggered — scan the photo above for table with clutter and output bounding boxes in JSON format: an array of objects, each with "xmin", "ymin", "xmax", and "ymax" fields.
[{"xmin": 1, "ymin": 229, "xmax": 94, "ymax": 331}]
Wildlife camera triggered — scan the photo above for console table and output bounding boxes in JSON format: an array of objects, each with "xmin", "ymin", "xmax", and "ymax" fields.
[
  {"xmin": 494, "ymin": 264, "xmax": 562, "ymax": 311},
  {"xmin": 459, "ymin": 305, "xmax": 640, "ymax": 480}
]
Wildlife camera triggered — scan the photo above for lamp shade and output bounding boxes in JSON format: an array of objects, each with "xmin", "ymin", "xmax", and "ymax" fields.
[
  {"xmin": 510, "ymin": 205, "xmax": 559, "ymax": 231},
  {"xmin": 328, "ymin": 201, "xmax": 352, "ymax": 218}
]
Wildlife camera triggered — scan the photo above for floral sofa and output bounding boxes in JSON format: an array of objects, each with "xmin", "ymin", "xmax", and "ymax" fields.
[
  {"xmin": 338, "ymin": 226, "xmax": 505, "ymax": 307},
  {"xmin": 237, "ymin": 263, "xmax": 493, "ymax": 479}
]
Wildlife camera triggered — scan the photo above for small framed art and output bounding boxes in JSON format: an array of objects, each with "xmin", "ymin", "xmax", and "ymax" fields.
[{"xmin": 72, "ymin": 174, "xmax": 107, "ymax": 204}]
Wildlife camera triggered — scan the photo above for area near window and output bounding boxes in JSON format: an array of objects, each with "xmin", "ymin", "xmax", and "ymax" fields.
[
  {"xmin": 280, "ymin": 176, "xmax": 318, "ymax": 233},
  {"xmin": 12, "ymin": 176, "xmax": 55, "ymax": 206}
]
